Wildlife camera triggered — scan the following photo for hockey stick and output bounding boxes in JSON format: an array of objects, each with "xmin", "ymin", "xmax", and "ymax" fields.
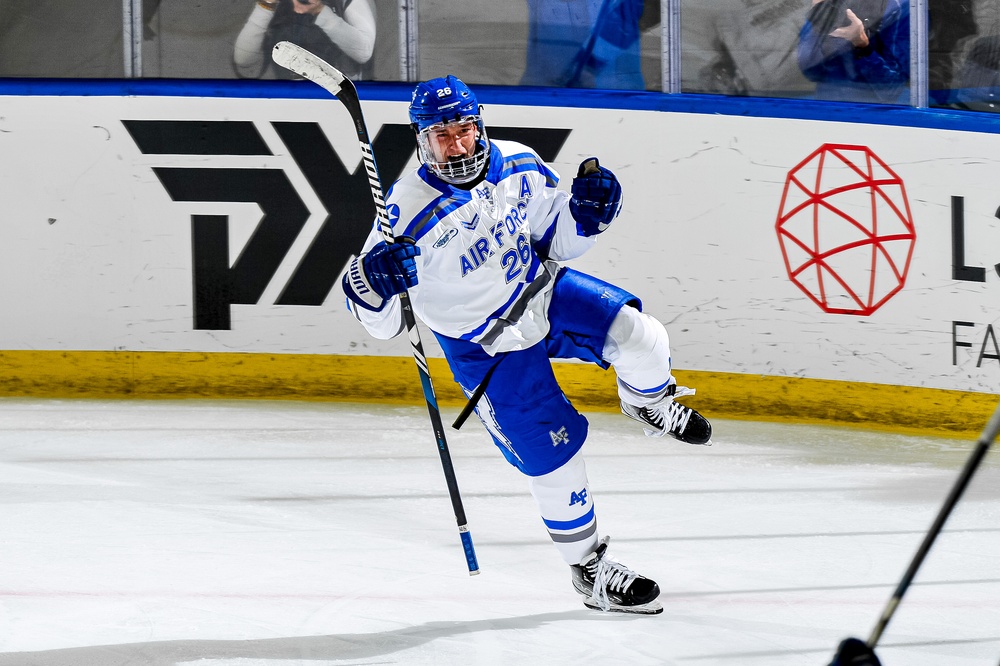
[
  {"xmin": 829, "ymin": 398, "xmax": 1000, "ymax": 666},
  {"xmin": 451, "ymin": 359, "xmax": 501, "ymax": 430},
  {"xmin": 271, "ymin": 40, "xmax": 480, "ymax": 576}
]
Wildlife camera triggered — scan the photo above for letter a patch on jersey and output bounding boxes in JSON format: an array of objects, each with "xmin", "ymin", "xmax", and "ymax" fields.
[
  {"xmin": 549, "ymin": 426, "xmax": 570, "ymax": 447},
  {"xmin": 519, "ymin": 174, "xmax": 533, "ymax": 199}
]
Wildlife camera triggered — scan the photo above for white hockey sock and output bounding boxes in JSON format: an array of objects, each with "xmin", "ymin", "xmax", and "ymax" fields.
[
  {"xmin": 528, "ymin": 451, "xmax": 600, "ymax": 565},
  {"xmin": 603, "ymin": 305, "xmax": 674, "ymax": 408}
]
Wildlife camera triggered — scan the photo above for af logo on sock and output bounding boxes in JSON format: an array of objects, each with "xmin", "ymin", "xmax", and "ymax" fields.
[{"xmin": 569, "ymin": 488, "xmax": 588, "ymax": 507}]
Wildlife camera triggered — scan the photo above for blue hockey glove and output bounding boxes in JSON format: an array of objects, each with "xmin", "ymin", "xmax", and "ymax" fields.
[
  {"xmin": 570, "ymin": 157, "xmax": 623, "ymax": 237},
  {"xmin": 364, "ymin": 239, "xmax": 420, "ymax": 298},
  {"xmin": 343, "ymin": 239, "xmax": 420, "ymax": 311}
]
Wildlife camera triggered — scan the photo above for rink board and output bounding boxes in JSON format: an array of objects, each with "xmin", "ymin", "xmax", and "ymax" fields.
[
  {"xmin": 0, "ymin": 350, "xmax": 994, "ymax": 438},
  {"xmin": 0, "ymin": 84, "xmax": 998, "ymax": 433}
]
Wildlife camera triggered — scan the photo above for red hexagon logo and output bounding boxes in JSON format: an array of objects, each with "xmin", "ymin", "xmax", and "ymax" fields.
[{"xmin": 776, "ymin": 144, "xmax": 916, "ymax": 315}]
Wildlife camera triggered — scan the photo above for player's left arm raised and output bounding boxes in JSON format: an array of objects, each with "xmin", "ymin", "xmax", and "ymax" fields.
[{"xmin": 569, "ymin": 157, "xmax": 623, "ymax": 237}]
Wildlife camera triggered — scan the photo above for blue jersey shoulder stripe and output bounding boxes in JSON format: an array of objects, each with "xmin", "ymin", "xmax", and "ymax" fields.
[
  {"xmin": 418, "ymin": 164, "xmax": 462, "ymax": 196},
  {"xmin": 401, "ymin": 197, "xmax": 445, "ymax": 240},
  {"xmin": 500, "ymin": 153, "xmax": 558, "ymax": 187},
  {"xmin": 399, "ymin": 170, "xmax": 474, "ymax": 241},
  {"xmin": 402, "ymin": 195, "xmax": 470, "ymax": 242}
]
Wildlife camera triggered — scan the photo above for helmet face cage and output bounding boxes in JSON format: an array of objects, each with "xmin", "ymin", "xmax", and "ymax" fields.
[
  {"xmin": 414, "ymin": 116, "xmax": 489, "ymax": 184},
  {"xmin": 409, "ymin": 75, "xmax": 490, "ymax": 184}
]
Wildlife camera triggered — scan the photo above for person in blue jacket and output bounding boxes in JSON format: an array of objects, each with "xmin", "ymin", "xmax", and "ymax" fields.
[
  {"xmin": 798, "ymin": 0, "xmax": 910, "ymax": 103},
  {"xmin": 520, "ymin": 0, "xmax": 656, "ymax": 90}
]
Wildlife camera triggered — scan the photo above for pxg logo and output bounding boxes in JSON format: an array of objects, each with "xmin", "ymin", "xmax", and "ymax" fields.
[{"xmin": 126, "ymin": 119, "xmax": 570, "ymax": 330}]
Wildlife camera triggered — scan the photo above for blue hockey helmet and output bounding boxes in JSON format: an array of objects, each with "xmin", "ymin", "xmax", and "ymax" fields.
[{"xmin": 408, "ymin": 75, "xmax": 490, "ymax": 184}]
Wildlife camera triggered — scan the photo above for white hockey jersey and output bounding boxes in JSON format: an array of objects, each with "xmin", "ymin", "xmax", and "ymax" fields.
[{"xmin": 347, "ymin": 139, "xmax": 596, "ymax": 355}]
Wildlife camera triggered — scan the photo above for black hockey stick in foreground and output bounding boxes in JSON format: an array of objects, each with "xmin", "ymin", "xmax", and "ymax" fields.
[
  {"xmin": 271, "ymin": 41, "xmax": 479, "ymax": 576},
  {"xmin": 829, "ymin": 398, "xmax": 1000, "ymax": 666}
]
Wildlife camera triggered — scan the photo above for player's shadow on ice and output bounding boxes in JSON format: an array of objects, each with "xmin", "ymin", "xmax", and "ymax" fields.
[{"xmin": 0, "ymin": 610, "xmax": 625, "ymax": 665}]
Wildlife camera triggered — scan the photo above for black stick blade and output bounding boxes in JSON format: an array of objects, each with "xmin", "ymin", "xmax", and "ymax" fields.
[{"xmin": 829, "ymin": 637, "xmax": 882, "ymax": 666}]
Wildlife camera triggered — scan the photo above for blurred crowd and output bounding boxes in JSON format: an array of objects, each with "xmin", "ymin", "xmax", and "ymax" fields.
[{"xmin": 0, "ymin": 0, "xmax": 997, "ymax": 110}]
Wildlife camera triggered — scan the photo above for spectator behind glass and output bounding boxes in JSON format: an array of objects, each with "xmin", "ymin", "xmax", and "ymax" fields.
[
  {"xmin": 798, "ymin": 0, "xmax": 910, "ymax": 103},
  {"xmin": 928, "ymin": 0, "xmax": 978, "ymax": 104},
  {"xmin": 681, "ymin": 0, "xmax": 814, "ymax": 98},
  {"xmin": 233, "ymin": 0, "xmax": 375, "ymax": 80},
  {"xmin": 520, "ymin": 0, "xmax": 657, "ymax": 89},
  {"xmin": 955, "ymin": 34, "xmax": 1000, "ymax": 112}
]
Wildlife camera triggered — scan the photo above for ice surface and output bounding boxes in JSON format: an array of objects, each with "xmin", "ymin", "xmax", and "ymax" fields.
[{"xmin": 0, "ymin": 399, "xmax": 997, "ymax": 665}]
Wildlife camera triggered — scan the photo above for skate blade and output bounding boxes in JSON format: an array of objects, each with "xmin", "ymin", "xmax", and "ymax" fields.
[
  {"xmin": 666, "ymin": 431, "xmax": 713, "ymax": 446},
  {"xmin": 583, "ymin": 598, "xmax": 663, "ymax": 615}
]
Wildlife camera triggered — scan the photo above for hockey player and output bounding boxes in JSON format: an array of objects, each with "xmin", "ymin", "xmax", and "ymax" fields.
[{"xmin": 342, "ymin": 75, "xmax": 712, "ymax": 614}]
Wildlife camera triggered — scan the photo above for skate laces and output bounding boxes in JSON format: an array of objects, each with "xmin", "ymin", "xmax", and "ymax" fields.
[
  {"xmin": 645, "ymin": 386, "xmax": 696, "ymax": 435},
  {"xmin": 587, "ymin": 539, "xmax": 639, "ymax": 611}
]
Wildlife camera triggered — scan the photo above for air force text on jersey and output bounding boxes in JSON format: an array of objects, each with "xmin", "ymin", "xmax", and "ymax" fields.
[{"xmin": 349, "ymin": 139, "xmax": 598, "ymax": 355}]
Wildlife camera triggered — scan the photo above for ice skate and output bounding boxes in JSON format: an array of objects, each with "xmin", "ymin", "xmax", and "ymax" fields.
[
  {"xmin": 621, "ymin": 385, "xmax": 712, "ymax": 445},
  {"xmin": 570, "ymin": 537, "xmax": 663, "ymax": 615}
]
